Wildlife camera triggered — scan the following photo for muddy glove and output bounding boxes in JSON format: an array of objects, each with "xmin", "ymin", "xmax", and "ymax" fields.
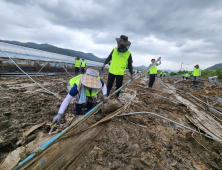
[
  {"xmin": 103, "ymin": 95, "xmax": 108, "ymax": 103},
  {"xmin": 101, "ymin": 64, "xmax": 105, "ymax": 71},
  {"xmin": 52, "ymin": 113, "xmax": 63, "ymax": 123},
  {"xmin": 130, "ymin": 74, "xmax": 134, "ymax": 80}
]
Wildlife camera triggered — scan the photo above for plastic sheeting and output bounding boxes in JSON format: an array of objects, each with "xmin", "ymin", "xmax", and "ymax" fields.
[{"xmin": 0, "ymin": 42, "xmax": 104, "ymax": 67}]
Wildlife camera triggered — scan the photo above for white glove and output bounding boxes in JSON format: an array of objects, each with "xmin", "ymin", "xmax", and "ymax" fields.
[
  {"xmin": 92, "ymin": 95, "xmax": 97, "ymax": 101},
  {"xmin": 103, "ymin": 95, "xmax": 108, "ymax": 103},
  {"xmin": 52, "ymin": 113, "xmax": 63, "ymax": 123}
]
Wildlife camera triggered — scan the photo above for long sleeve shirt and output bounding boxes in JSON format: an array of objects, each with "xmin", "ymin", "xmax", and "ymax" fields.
[
  {"xmin": 104, "ymin": 49, "xmax": 133, "ymax": 75},
  {"xmin": 58, "ymin": 78, "xmax": 107, "ymax": 114}
]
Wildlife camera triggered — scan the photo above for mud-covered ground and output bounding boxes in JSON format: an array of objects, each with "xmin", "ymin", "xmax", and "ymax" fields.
[
  {"xmin": 1, "ymin": 73, "xmax": 222, "ymax": 169},
  {"xmin": 0, "ymin": 73, "xmax": 108, "ymax": 162},
  {"xmin": 75, "ymin": 76, "xmax": 222, "ymax": 170}
]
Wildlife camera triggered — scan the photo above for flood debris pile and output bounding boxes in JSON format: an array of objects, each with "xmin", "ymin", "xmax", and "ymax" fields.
[{"xmin": 0, "ymin": 74, "xmax": 222, "ymax": 169}]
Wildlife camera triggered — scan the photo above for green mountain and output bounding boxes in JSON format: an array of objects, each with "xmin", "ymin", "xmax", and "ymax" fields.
[
  {"xmin": 0, "ymin": 40, "xmax": 106, "ymax": 63},
  {"xmin": 205, "ymin": 63, "xmax": 222, "ymax": 70}
]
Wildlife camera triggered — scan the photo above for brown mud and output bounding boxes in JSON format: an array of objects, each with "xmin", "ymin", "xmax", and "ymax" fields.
[{"xmin": 0, "ymin": 74, "xmax": 222, "ymax": 169}]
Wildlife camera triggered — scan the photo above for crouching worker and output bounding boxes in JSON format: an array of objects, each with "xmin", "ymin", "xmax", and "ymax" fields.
[{"xmin": 52, "ymin": 68, "xmax": 108, "ymax": 123}]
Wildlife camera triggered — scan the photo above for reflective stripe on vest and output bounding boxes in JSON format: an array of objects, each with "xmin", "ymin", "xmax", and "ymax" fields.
[
  {"xmin": 81, "ymin": 61, "xmax": 86, "ymax": 67},
  {"xmin": 193, "ymin": 68, "xmax": 200, "ymax": 76},
  {"xmin": 109, "ymin": 47, "xmax": 131, "ymax": 75},
  {"xmin": 69, "ymin": 75, "xmax": 100, "ymax": 97},
  {"xmin": 150, "ymin": 65, "xmax": 157, "ymax": 74},
  {"xmin": 75, "ymin": 60, "xmax": 80, "ymax": 67}
]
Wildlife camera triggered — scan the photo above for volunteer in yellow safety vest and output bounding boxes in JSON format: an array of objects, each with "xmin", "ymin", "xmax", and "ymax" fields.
[
  {"xmin": 101, "ymin": 35, "xmax": 133, "ymax": 97},
  {"xmin": 193, "ymin": 65, "xmax": 201, "ymax": 86},
  {"xmin": 185, "ymin": 73, "xmax": 189, "ymax": 79},
  {"xmin": 164, "ymin": 72, "xmax": 166, "ymax": 77},
  {"xmin": 160, "ymin": 71, "xmax": 163, "ymax": 77},
  {"xmin": 75, "ymin": 56, "xmax": 81, "ymax": 75},
  {"xmin": 81, "ymin": 58, "xmax": 86, "ymax": 74},
  {"xmin": 148, "ymin": 58, "xmax": 161, "ymax": 88},
  {"xmin": 52, "ymin": 68, "xmax": 108, "ymax": 123}
]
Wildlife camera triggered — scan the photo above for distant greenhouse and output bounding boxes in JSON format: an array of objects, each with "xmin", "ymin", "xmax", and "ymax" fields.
[{"xmin": 0, "ymin": 42, "xmax": 104, "ymax": 67}]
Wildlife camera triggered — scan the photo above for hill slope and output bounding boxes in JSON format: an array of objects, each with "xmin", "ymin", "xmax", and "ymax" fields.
[{"xmin": 205, "ymin": 63, "xmax": 222, "ymax": 70}]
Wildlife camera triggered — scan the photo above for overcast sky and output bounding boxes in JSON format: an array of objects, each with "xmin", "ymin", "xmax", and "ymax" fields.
[{"xmin": 1, "ymin": 0, "xmax": 222, "ymax": 71}]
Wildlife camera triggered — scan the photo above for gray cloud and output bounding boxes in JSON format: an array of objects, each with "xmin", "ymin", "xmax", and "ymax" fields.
[{"xmin": 1, "ymin": 0, "xmax": 222, "ymax": 70}]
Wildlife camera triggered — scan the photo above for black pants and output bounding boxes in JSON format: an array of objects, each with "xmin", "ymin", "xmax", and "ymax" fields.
[
  {"xmin": 186, "ymin": 77, "xmax": 188, "ymax": 79},
  {"xmin": 75, "ymin": 67, "xmax": 79, "ymax": 74},
  {"xmin": 82, "ymin": 67, "xmax": 85, "ymax": 74},
  {"xmin": 160, "ymin": 75, "xmax": 162, "ymax": 77},
  {"xmin": 107, "ymin": 73, "xmax": 123, "ymax": 97},
  {"xmin": 148, "ymin": 74, "xmax": 156, "ymax": 88}
]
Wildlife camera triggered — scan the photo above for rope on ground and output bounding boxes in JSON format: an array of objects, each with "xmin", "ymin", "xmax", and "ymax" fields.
[{"xmin": 117, "ymin": 112, "xmax": 215, "ymax": 140}]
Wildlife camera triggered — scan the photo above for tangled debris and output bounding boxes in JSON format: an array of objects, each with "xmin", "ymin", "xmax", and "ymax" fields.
[{"xmin": 0, "ymin": 74, "xmax": 222, "ymax": 169}]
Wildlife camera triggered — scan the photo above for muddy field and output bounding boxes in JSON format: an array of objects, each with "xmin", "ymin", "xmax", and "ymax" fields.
[{"xmin": 0, "ymin": 73, "xmax": 222, "ymax": 169}]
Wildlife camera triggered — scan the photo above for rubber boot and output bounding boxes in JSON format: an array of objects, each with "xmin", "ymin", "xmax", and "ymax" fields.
[
  {"xmin": 196, "ymin": 81, "xmax": 198, "ymax": 86},
  {"xmin": 75, "ymin": 102, "xmax": 83, "ymax": 115},
  {"xmin": 193, "ymin": 81, "xmax": 195, "ymax": 86},
  {"xmin": 107, "ymin": 89, "xmax": 111, "ymax": 97},
  {"xmin": 85, "ymin": 100, "xmax": 94, "ymax": 111},
  {"xmin": 116, "ymin": 91, "xmax": 120, "ymax": 98}
]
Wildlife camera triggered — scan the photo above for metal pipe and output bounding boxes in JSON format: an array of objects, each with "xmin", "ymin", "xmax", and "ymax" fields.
[
  {"xmin": 117, "ymin": 112, "xmax": 215, "ymax": 140},
  {"xmin": 13, "ymin": 101, "xmax": 104, "ymax": 169},
  {"xmin": 59, "ymin": 62, "xmax": 73, "ymax": 77},
  {"xmin": 36, "ymin": 62, "xmax": 49, "ymax": 76}
]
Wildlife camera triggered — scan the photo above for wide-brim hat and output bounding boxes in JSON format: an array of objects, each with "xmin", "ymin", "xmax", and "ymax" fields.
[
  {"xmin": 80, "ymin": 68, "xmax": 102, "ymax": 89},
  {"xmin": 116, "ymin": 35, "xmax": 131, "ymax": 46}
]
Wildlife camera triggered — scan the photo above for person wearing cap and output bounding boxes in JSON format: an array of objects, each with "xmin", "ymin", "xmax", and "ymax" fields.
[
  {"xmin": 81, "ymin": 58, "xmax": 86, "ymax": 74},
  {"xmin": 75, "ymin": 56, "xmax": 81, "ymax": 75},
  {"xmin": 193, "ymin": 65, "xmax": 201, "ymax": 86},
  {"xmin": 101, "ymin": 35, "xmax": 133, "ymax": 97},
  {"xmin": 52, "ymin": 68, "xmax": 108, "ymax": 123},
  {"xmin": 148, "ymin": 58, "xmax": 161, "ymax": 88}
]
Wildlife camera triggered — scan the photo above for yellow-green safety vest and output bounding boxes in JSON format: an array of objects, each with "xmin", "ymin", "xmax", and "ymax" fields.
[
  {"xmin": 109, "ymin": 47, "xmax": 131, "ymax": 75},
  {"xmin": 150, "ymin": 65, "xmax": 157, "ymax": 74},
  {"xmin": 185, "ymin": 73, "xmax": 189, "ymax": 77},
  {"xmin": 160, "ymin": 72, "xmax": 162, "ymax": 75},
  {"xmin": 193, "ymin": 68, "xmax": 200, "ymax": 76},
  {"xmin": 69, "ymin": 74, "xmax": 101, "ymax": 97},
  {"xmin": 81, "ymin": 61, "xmax": 86, "ymax": 67},
  {"xmin": 75, "ymin": 59, "xmax": 80, "ymax": 67}
]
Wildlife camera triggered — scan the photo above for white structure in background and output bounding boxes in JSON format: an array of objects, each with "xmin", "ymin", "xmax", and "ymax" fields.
[{"xmin": 0, "ymin": 42, "xmax": 105, "ymax": 67}]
